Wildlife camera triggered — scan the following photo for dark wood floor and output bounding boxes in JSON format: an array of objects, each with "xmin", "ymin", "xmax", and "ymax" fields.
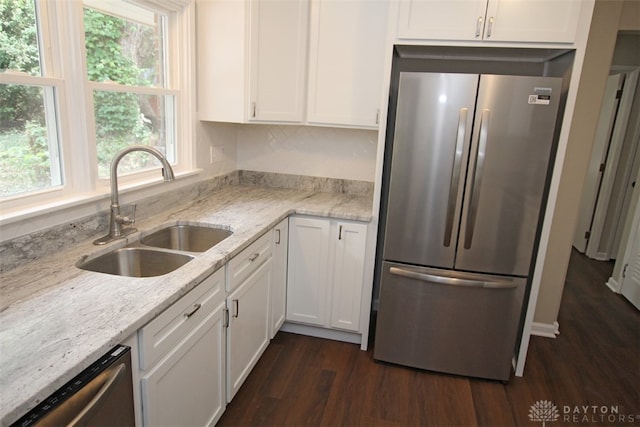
[{"xmin": 218, "ymin": 250, "xmax": 640, "ymax": 426}]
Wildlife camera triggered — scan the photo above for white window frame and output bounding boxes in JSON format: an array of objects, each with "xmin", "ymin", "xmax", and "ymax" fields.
[{"xmin": 0, "ymin": 0, "xmax": 196, "ymax": 224}]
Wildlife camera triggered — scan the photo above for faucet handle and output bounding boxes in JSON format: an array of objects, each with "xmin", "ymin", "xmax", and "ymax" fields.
[{"xmin": 121, "ymin": 203, "xmax": 137, "ymax": 225}]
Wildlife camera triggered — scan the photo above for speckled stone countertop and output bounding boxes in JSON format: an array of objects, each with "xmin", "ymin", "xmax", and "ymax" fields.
[{"xmin": 0, "ymin": 184, "xmax": 373, "ymax": 426}]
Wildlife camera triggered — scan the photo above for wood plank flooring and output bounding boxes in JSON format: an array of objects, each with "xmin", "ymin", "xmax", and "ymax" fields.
[{"xmin": 218, "ymin": 250, "xmax": 640, "ymax": 426}]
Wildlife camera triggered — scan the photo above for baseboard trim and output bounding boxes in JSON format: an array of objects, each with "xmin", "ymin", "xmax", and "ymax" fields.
[
  {"xmin": 530, "ymin": 321, "xmax": 560, "ymax": 338},
  {"xmin": 280, "ymin": 322, "xmax": 362, "ymax": 345},
  {"xmin": 605, "ymin": 277, "xmax": 621, "ymax": 293}
]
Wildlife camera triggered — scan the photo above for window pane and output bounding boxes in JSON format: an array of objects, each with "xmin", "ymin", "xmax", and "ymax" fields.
[
  {"xmin": 83, "ymin": 1, "xmax": 165, "ymax": 87},
  {"xmin": 94, "ymin": 91, "xmax": 175, "ymax": 178},
  {"xmin": 0, "ymin": 0, "xmax": 41, "ymax": 75},
  {"xmin": 0, "ymin": 84, "xmax": 62, "ymax": 197}
]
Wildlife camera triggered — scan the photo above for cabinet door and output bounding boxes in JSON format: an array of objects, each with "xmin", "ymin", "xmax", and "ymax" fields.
[
  {"xmin": 196, "ymin": 0, "xmax": 248, "ymax": 122},
  {"xmin": 227, "ymin": 258, "xmax": 271, "ymax": 401},
  {"xmin": 270, "ymin": 218, "xmax": 289, "ymax": 338},
  {"xmin": 250, "ymin": 0, "xmax": 308, "ymax": 122},
  {"xmin": 330, "ymin": 221, "xmax": 367, "ymax": 332},
  {"xmin": 396, "ymin": 0, "xmax": 580, "ymax": 43},
  {"xmin": 286, "ymin": 216, "xmax": 330, "ymax": 326},
  {"xmin": 485, "ymin": 0, "xmax": 581, "ymax": 43},
  {"xmin": 141, "ymin": 302, "xmax": 226, "ymax": 427},
  {"xmin": 397, "ymin": 0, "xmax": 488, "ymax": 40},
  {"xmin": 306, "ymin": 0, "xmax": 388, "ymax": 128}
]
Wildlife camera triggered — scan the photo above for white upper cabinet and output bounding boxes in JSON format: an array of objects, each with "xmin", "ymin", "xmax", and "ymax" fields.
[
  {"xmin": 196, "ymin": 0, "xmax": 308, "ymax": 123},
  {"xmin": 397, "ymin": 0, "xmax": 488, "ymax": 41},
  {"xmin": 197, "ymin": 0, "xmax": 389, "ymax": 128},
  {"xmin": 250, "ymin": 0, "xmax": 308, "ymax": 122},
  {"xmin": 306, "ymin": 0, "xmax": 388, "ymax": 128},
  {"xmin": 397, "ymin": 0, "xmax": 582, "ymax": 43}
]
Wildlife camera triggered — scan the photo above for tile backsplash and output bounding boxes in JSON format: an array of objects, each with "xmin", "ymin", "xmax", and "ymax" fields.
[{"xmin": 237, "ymin": 124, "xmax": 378, "ymax": 182}]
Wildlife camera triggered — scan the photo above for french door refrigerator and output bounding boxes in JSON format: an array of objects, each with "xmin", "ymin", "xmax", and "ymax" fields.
[{"xmin": 374, "ymin": 72, "xmax": 562, "ymax": 381}]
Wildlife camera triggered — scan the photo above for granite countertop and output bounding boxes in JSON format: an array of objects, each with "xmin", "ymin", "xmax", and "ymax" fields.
[{"xmin": 0, "ymin": 184, "xmax": 373, "ymax": 426}]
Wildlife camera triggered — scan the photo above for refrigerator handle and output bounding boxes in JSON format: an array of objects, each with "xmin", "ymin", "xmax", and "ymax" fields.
[
  {"xmin": 389, "ymin": 266, "xmax": 517, "ymax": 289},
  {"xmin": 444, "ymin": 108, "xmax": 468, "ymax": 247},
  {"xmin": 464, "ymin": 109, "xmax": 490, "ymax": 250}
]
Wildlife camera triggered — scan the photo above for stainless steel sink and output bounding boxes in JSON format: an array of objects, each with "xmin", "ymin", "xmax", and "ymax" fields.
[
  {"xmin": 140, "ymin": 225, "xmax": 232, "ymax": 252},
  {"xmin": 77, "ymin": 247, "xmax": 194, "ymax": 277}
]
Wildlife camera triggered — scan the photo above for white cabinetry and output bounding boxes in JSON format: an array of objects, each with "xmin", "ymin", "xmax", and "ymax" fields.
[
  {"xmin": 270, "ymin": 218, "xmax": 289, "ymax": 338},
  {"xmin": 226, "ymin": 232, "xmax": 273, "ymax": 401},
  {"xmin": 197, "ymin": 0, "xmax": 388, "ymax": 128},
  {"xmin": 397, "ymin": 0, "xmax": 581, "ymax": 43},
  {"xmin": 329, "ymin": 220, "xmax": 367, "ymax": 331},
  {"xmin": 138, "ymin": 268, "xmax": 226, "ymax": 427},
  {"xmin": 286, "ymin": 216, "xmax": 367, "ymax": 334},
  {"xmin": 196, "ymin": 0, "xmax": 308, "ymax": 123},
  {"xmin": 306, "ymin": 0, "xmax": 388, "ymax": 128},
  {"xmin": 287, "ymin": 216, "xmax": 330, "ymax": 326}
]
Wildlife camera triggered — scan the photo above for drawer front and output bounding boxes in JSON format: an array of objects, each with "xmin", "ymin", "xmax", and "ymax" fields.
[
  {"xmin": 227, "ymin": 231, "xmax": 273, "ymax": 292},
  {"xmin": 138, "ymin": 267, "xmax": 225, "ymax": 370}
]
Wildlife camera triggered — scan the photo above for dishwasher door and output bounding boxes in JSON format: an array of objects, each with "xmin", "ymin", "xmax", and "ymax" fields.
[
  {"xmin": 12, "ymin": 345, "xmax": 135, "ymax": 427},
  {"xmin": 374, "ymin": 261, "xmax": 526, "ymax": 381}
]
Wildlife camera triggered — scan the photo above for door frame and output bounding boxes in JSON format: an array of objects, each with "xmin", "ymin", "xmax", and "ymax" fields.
[{"xmin": 574, "ymin": 66, "xmax": 640, "ymax": 260}]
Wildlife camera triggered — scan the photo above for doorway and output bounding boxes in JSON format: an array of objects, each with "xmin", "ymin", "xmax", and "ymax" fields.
[{"xmin": 574, "ymin": 32, "xmax": 640, "ymax": 262}]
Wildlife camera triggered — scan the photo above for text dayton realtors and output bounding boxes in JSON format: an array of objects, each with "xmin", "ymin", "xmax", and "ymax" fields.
[{"xmin": 561, "ymin": 405, "xmax": 637, "ymax": 424}]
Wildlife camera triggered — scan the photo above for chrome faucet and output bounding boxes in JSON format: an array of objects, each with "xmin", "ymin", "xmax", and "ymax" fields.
[{"xmin": 94, "ymin": 145, "xmax": 175, "ymax": 245}]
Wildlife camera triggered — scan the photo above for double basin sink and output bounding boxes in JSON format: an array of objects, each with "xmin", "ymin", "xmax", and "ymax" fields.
[{"xmin": 77, "ymin": 225, "xmax": 232, "ymax": 278}]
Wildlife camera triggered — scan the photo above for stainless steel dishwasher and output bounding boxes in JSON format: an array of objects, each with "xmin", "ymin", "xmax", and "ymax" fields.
[{"xmin": 11, "ymin": 345, "xmax": 135, "ymax": 427}]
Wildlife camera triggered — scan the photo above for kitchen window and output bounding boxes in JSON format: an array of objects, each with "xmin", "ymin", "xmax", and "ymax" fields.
[
  {"xmin": 0, "ymin": 0, "xmax": 193, "ymax": 217},
  {"xmin": 83, "ymin": 0, "xmax": 177, "ymax": 179},
  {"xmin": 0, "ymin": 0, "xmax": 63, "ymax": 199}
]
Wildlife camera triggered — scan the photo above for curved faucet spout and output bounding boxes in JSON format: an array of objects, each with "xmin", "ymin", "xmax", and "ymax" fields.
[
  {"xmin": 94, "ymin": 145, "xmax": 175, "ymax": 245},
  {"xmin": 109, "ymin": 145, "xmax": 175, "ymax": 205}
]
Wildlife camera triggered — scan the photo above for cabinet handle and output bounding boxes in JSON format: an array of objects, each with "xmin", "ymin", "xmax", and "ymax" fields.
[
  {"xmin": 249, "ymin": 253, "xmax": 260, "ymax": 262},
  {"xmin": 252, "ymin": 102, "xmax": 257, "ymax": 118},
  {"xmin": 275, "ymin": 229, "xmax": 281, "ymax": 244},
  {"xmin": 475, "ymin": 16, "xmax": 483, "ymax": 38},
  {"xmin": 338, "ymin": 225, "xmax": 343, "ymax": 240},
  {"xmin": 375, "ymin": 109, "xmax": 380, "ymax": 125},
  {"xmin": 232, "ymin": 299, "xmax": 239, "ymax": 318},
  {"xmin": 184, "ymin": 303, "xmax": 202, "ymax": 318},
  {"xmin": 223, "ymin": 308, "xmax": 229, "ymax": 328},
  {"xmin": 486, "ymin": 16, "xmax": 494, "ymax": 38}
]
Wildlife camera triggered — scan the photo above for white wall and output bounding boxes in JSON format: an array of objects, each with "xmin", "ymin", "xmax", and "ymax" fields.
[
  {"xmin": 196, "ymin": 121, "xmax": 239, "ymax": 178},
  {"xmin": 236, "ymin": 124, "xmax": 378, "ymax": 181},
  {"xmin": 533, "ymin": 0, "xmax": 637, "ymax": 327}
]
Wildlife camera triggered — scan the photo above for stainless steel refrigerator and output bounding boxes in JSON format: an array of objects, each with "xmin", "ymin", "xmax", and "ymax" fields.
[{"xmin": 373, "ymin": 72, "xmax": 563, "ymax": 381}]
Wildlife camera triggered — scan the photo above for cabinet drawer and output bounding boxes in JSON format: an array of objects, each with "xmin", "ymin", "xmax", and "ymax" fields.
[
  {"xmin": 227, "ymin": 231, "xmax": 272, "ymax": 292},
  {"xmin": 138, "ymin": 268, "xmax": 225, "ymax": 370}
]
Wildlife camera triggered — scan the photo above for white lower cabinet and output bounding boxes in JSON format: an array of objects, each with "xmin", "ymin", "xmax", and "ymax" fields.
[
  {"xmin": 330, "ymin": 220, "xmax": 367, "ymax": 331},
  {"xmin": 139, "ymin": 268, "xmax": 226, "ymax": 427},
  {"xmin": 135, "ymin": 217, "xmax": 363, "ymax": 424},
  {"xmin": 270, "ymin": 218, "xmax": 289, "ymax": 338},
  {"xmin": 286, "ymin": 216, "xmax": 330, "ymax": 326},
  {"xmin": 287, "ymin": 216, "xmax": 367, "ymax": 333},
  {"xmin": 226, "ymin": 253, "xmax": 272, "ymax": 402}
]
